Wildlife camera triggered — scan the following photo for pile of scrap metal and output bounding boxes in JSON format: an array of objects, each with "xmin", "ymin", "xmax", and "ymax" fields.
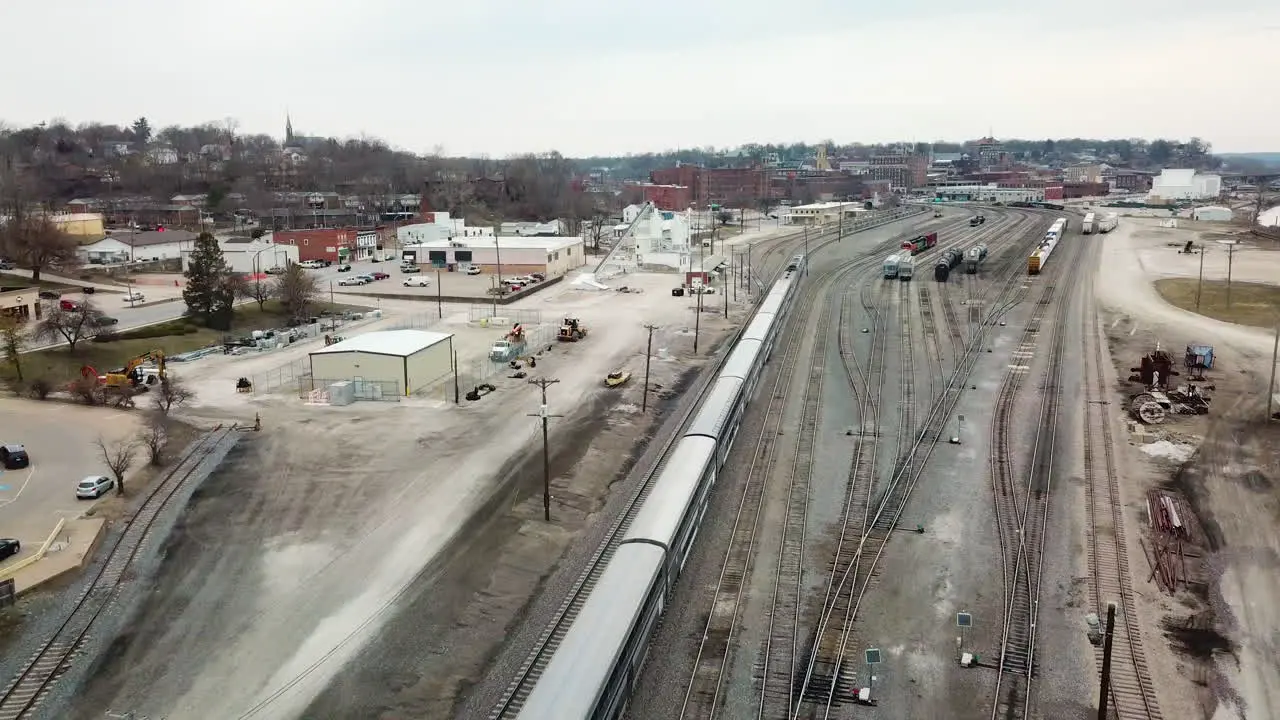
[
  {"xmin": 1128, "ymin": 343, "xmax": 1215, "ymax": 424},
  {"xmin": 1144, "ymin": 488, "xmax": 1204, "ymax": 593},
  {"xmin": 1129, "ymin": 384, "xmax": 1212, "ymax": 424},
  {"xmin": 465, "ymin": 383, "xmax": 496, "ymax": 401}
]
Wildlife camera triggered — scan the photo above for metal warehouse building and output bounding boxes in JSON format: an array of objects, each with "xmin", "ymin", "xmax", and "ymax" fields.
[{"xmin": 308, "ymin": 329, "xmax": 455, "ymax": 396}]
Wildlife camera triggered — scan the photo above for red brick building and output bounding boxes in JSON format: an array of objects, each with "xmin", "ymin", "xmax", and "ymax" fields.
[
  {"xmin": 621, "ymin": 183, "xmax": 693, "ymax": 210},
  {"xmin": 272, "ymin": 228, "xmax": 361, "ymax": 263},
  {"xmin": 1043, "ymin": 186, "xmax": 1065, "ymax": 201},
  {"xmin": 1062, "ymin": 182, "xmax": 1110, "ymax": 199},
  {"xmin": 648, "ymin": 165, "xmax": 769, "ymax": 207}
]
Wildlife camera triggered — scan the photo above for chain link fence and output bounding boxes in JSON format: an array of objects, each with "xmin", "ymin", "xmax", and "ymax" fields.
[
  {"xmin": 415, "ymin": 323, "xmax": 559, "ymax": 402},
  {"xmin": 299, "ymin": 377, "xmax": 401, "ymax": 402},
  {"xmin": 466, "ymin": 305, "xmax": 544, "ymax": 325}
]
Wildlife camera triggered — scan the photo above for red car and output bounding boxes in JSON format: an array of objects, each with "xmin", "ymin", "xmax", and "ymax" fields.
[
  {"xmin": 59, "ymin": 299, "xmax": 81, "ymax": 311},
  {"xmin": 371, "ymin": 271, "xmax": 390, "ymax": 280}
]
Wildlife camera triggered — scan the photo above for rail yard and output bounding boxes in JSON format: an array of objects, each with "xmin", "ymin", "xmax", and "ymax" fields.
[
  {"xmin": 2, "ymin": 203, "xmax": 1273, "ymax": 720},
  {"xmin": 472, "ymin": 204, "xmax": 1189, "ymax": 720}
]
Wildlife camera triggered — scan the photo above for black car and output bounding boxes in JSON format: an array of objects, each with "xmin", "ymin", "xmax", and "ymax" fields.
[
  {"xmin": 0, "ymin": 538, "xmax": 19, "ymax": 562},
  {"xmin": 38, "ymin": 290, "xmax": 60, "ymax": 300},
  {"xmin": 91, "ymin": 316, "xmax": 119, "ymax": 327},
  {"xmin": 0, "ymin": 444, "xmax": 29, "ymax": 469}
]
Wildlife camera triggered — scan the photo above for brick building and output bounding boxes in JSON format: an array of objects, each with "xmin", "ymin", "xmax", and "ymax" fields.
[
  {"xmin": 621, "ymin": 183, "xmax": 693, "ymax": 210},
  {"xmin": 272, "ymin": 228, "xmax": 378, "ymax": 263},
  {"xmin": 868, "ymin": 150, "xmax": 928, "ymax": 190},
  {"xmin": 649, "ymin": 165, "xmax": 769, "ymax": 207},
  {"xmin": 1062, "ymin": 182, "xmax": 1110, "ymax": 199},
  {"xmin": 1044, "ymin": 186, "xmax": 1065, "ymax": 201}
]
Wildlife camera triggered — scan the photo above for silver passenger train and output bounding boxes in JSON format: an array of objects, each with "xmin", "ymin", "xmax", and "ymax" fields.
[{"xmin": 514, "ymin": 255, "xmax": 807, "ymax": 719}]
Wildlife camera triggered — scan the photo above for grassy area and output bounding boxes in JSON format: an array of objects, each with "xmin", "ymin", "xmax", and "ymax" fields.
[
  {"xmin": 6, "ymin": 300, "xmax": 363, "ymax": 386},
  {"xmin": 1154, "ymin": 278, "xmax": 1280, "ymax": 328}
]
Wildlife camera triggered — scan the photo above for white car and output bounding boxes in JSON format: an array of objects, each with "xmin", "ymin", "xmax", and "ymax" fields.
[
  {"xmin": 465, "ymin": 265, "xmax": 482, "ymax": 275},
  {"xmin": 403, "ymin": 276, "xmax": 432, "ymax": 287},
  {"xmin": 122, "ymin": 291, "xmax": 145, "ymax": 302},
  {"xmin": 338, "ymin": 277, "xmax": 367, "ymax": 287},
  {"xmin": 76, "ymin": 475, "xmax": 115, "ymax": 499}
]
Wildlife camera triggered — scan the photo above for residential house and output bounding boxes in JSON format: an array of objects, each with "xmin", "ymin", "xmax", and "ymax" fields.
[
  {"xmin": 78, "ymin": 229, "xmax": 199, "ymax": 264},
  {"xmin": 146, "ymin": 145, "xmax": 180, "ymax": 165}
]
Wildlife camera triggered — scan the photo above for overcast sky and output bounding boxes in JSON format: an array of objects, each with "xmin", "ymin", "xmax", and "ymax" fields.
[{"xmin": 2, "ymin": 0, "xmax": 1277, "ymax": 156}]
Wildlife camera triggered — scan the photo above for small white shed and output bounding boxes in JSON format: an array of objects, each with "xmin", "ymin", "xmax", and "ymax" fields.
[
  {"xmin": 309, "ymin": 329, "xmax": 454, "ymax": 396},
  {"xmin": 1191, "ymin": 206, "xmax": 1233, "ymax": 222}
]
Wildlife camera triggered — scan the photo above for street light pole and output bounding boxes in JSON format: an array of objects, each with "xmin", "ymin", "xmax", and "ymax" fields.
[
  {"xmin": 1226, "ymin": 241, "xmax": 1236, "ymax": 309},
  {"xmin": 527, "ymin": 377, "xmax": 562, "ymax": 521},
  {"xmin": 693, "ymin": 289, "xmax": 703, "ymax": 354},
  {"xmin": 436, "ymin": 269, "xmax": 443, "ymax": 319},
  {"xmin": 1268, "ymin": 325, "xmax": 1279, "ymax": 421}
]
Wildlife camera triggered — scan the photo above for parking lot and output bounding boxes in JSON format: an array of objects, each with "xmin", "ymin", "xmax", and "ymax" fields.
[
  {"xmin": 0, "ymin": 399, "xmax": 142, "ymax": 566},
  {"xmin": 303, "ymin": 260, "xmax": 561, "ymax": 300}
]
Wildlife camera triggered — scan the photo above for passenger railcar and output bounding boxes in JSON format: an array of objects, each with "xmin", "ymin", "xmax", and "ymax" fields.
[
  {"xmin": 513, "ymin": 260, "xmax": 803, "ymax": 720},
  {"xmin": 515, "ymin": 543, "xmax": 665, "ymax": 719}
]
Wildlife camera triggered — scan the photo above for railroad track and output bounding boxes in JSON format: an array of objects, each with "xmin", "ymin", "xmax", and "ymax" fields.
[
  {"xmin": 0, "ymin": 425, "xmax": 238, "ymax": 720},
  {"xmin": 503, "ymin": 210, "xmax": 935, "ymax": 719},
  {"xmin": 1082, "ymin": 270, "xmax": 1164, "ymax": 720},
  {"xmin": 758, "ymin": 277, "xmax": 836, "ymax": 720},
  {"xmin": 987, "ymin": 233, "xmax": 1086, "ymax": 720},
  {"xmin": 679, "ymin": 253, "xmax": 837, "ymax": 720},
  {"xmin": 787, "ymin": 211, "xmax": 1055, "ymax": 719},
  {"xmin": 917, "ymin": 284, "xmax": 945, "ymax": 400}
]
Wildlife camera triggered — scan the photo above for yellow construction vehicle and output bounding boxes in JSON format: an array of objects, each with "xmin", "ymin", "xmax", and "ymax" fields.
[
  {"xmin": 558, "ymin": 318, "xmax": 588, "ymax": 342},
  {"xmin": 102, "ymin": 349, "xmax": 167, "ymax": 387}
]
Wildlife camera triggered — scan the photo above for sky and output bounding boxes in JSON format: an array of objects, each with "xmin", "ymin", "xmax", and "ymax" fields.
[{"xmin": 2, "ymin": 0, "xmax": 1278, "ymax": 157}]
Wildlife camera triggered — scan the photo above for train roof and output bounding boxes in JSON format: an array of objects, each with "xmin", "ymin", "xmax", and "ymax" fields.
[
  {"xmin": 622, "ymin": 435, "xmax": 717, "ymax": 547},
  {"xmin": 756, "ymin": 277, "xmax": 793, "ymax": 316},
  {"xmin": 686, "ymin": 376, "xmax": 745, "ymax": 440},
  {"xmin": 721, "ymin": 337, "xmax": 764, "ymax": 380},
  {"xmin": 514, "ymin": 542, "xmax": 665, "ymax": 720}
]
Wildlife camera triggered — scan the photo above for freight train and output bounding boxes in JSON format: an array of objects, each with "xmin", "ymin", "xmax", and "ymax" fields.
[
  {"xmin": 1028, "ymin": 218, "xmax": 1067, "ymax": 275},
  {"xmin": 933, "ymin": 248, "xmax": 963, "ymax": 281},
  {"xmin": 901, "ymin": 231, "xmax": 938, "ymax": 255},
  {"xmin": 1097, "ymin": 212, "xmax": 1118, "ymax": 233},
  {"xmin": 964, "ymin": 244, "xmax": 988, "ymax": 274},
  {"xmin": 513, "ymin": 258, "xmax": 805, "ymax": 720}
]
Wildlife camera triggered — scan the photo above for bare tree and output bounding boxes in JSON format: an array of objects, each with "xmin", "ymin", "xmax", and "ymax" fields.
[
  {"xmin": 275, "ymin": 263, "xmax": 320, "ymax": 319},
  {"xmin": 138, "ymin": 412, "xmax": 169, "ymax": 465},
  {"xmin": 152, "ymin": 375, "xmax": 195, "ymax": 415},
  {"xmin": 240, "ymin": 273, "xmax": 275, "ymax": 311},
  {"xmin": 0, "ymin": 315, "xmax": 24, "ymax": 382},
  {"xmin": 95, "ymin": 436, "xmax": 139, "ymax": 496},
  {"xmin": 33, "ymin": 301, "xmax": 103, "ymax": 352},
  {"xmin": 0, "ymin": 214, "xmax": 80, "ymax": 282},
  {"xmin": 71, "ymin": 375, "xmax": 101, "ymax": 405},
  {"xmin": 1252, "ymin": 183, "xmax": 1273, "ymax": 227}
]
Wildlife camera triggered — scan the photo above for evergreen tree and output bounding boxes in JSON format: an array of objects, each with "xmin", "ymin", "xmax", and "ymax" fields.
[{"xmin": 183, "ymin": 232, "xmax": 237, "ymax": 330}]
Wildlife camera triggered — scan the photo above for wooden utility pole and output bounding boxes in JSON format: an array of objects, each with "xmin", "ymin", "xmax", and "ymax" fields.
[
  {"xmin": 436, "ymin": 269, "xmax": 443, "ymax": 318},
  {"xmin": 528, "ymin": 378, "xmax": 562, "ymax": 522},
  {"xmin": 643, "ymin": 324, "xmax": 658, "ymax": 412},
  {"xmin": 1195, "ymin": 244, "xmax": 1205, "ymax": 312},
  {"xmin": 693, "ymin": 290, "xmax": 703, "ymax": 354},
  {"xmin": 1097, "ymin": 602, "xmax": 1117, "ymax": 720}
]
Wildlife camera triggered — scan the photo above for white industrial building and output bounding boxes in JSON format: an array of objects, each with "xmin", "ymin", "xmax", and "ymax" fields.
[
  {"xmin": 400, "ymin": 236, "xmax": 585, "ymax": 277},
  {"xmin": 630, "ymin": 207, "xmax": 693, "ymax": 271},
  {"xmin": 1149, "ymin": 169, "xmax": 1222, "ymax": 201},
  {"xmin": 933, "ymin": 185, "xmax": 1046, "ymax": 203},
  {"xmin": 78, "ymin": 229, "xmax": 200, "ymax": 264},
  {"xmin": 783, "ymin": 202, "xmax": 867, "ymax": 225},
  {"xmin": 308, "ymin": 329, "xmax": 455, "ymax": 397},
  {"xmin": 1191, "ymin": 206, "xmax": 1233, "ymax": 222},
  {"xmin": 181, "ymin": 237, "xmax": 300, "ymax": 275}
]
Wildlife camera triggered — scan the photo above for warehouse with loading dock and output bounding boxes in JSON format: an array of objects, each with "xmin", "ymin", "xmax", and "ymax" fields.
[{"xmin": 308, "ymin": 329, "xmax": 455, "ymax": 397}]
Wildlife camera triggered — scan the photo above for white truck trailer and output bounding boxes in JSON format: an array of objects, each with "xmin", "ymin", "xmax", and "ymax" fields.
[{"xmin": 1082, "ymin": 212, "xmax": 1096, "ymax": 234}]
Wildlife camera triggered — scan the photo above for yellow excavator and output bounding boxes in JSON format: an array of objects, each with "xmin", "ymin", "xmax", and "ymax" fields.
[{"xmin": 99, "ymin": 349, "xmax": 167, "ymax": 388}]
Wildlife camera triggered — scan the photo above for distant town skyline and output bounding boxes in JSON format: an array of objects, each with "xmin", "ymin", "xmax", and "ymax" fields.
[{"xmin": 3, "ymin": 0, "xmax": 1276, "ymax": 156}]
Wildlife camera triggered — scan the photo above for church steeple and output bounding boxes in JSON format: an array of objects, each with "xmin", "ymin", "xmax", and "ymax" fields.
[{"xmin": 285, "ymin": 113, "xmax": 294, "ymax": 145}]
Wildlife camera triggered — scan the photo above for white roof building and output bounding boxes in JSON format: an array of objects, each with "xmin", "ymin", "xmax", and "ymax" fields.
[
  {"xmin": 1150, "ymin": 169, "xmax": 1222, "ymax": 201},
  {"xmin": 1191, "ymin": 205, "xmax": 1233, "ymax": 222},
  {"xmin": 309, "ymin": 329, "xmax": 456, "ymax": 397}
]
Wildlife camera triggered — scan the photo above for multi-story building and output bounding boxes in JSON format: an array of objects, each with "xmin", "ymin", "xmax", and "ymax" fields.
[
  {"xmin": 868, "ymin": 149, "xmax": 928, "ymax": 191},
  {"xmin": 1110, "ymin": 171, "xmax": 1154, "ymax": 193},
  {"xmin": 1065, "ymin": 164, "xmax": 1104, "ymax": 184},
  {"xmin": 649, "ymin": 165, "xmax": 769, "ymax": 207},
  {"xmin": 1149, "ymin": 169, "xmax": 1221, "ymax": 200},
  {"xmin": 975, "ymin": 137, "xmax": 1003, "ymax": 169},
  {"xmin": 1062, "ymin": 182, "xmax": 1110, "ymax": 199},
  {"xmin": 272, "ymin": 228, "xmax": 378, "ymax": 263},
  {"xmin": 621, "ymin": 183, "xmax": 693, "ymax": 211},
  {"xmin": 934, "ymin": 184, "xmax": 1046, "ymax": 204}
]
